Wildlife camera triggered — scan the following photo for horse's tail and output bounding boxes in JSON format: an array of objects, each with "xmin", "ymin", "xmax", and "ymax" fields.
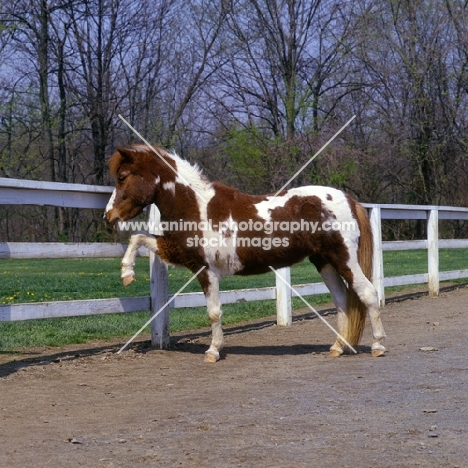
[{"xmin": 344, "ymin": 201, "xmax": 373, "ymax": 349}]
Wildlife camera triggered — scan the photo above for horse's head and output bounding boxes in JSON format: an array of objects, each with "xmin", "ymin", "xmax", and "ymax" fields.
[{"xmin": 104, "ymin": 146, "xmax": 171, "ymax": 226}]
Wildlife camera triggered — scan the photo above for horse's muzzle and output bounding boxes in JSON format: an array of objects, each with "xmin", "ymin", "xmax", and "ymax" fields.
[{"xmin": 103, "ymin": 210, "xmax": 119, "ymax": 229}]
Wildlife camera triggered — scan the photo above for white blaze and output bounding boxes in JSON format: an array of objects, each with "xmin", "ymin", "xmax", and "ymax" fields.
[{"xmin": 105, "ymin": 189, "xmax": 117, "ymax": 214}]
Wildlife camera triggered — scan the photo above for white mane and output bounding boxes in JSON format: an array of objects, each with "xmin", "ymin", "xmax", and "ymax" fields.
[{"xmin": 168, "ymin": 150, "xmax": 214, "ymax": 196}]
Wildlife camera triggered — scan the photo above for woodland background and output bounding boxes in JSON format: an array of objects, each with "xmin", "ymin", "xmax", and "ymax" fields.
[{"xmin": 1, "ymin": 0, "xmax": 468, "ymax": 242}]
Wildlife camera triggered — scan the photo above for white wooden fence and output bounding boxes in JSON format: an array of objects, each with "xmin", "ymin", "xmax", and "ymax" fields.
[{"xmin": 1, "ymin": 177, "xmax": 468, "ymax": 348}]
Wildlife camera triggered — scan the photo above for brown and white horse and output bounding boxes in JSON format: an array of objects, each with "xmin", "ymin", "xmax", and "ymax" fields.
[{"xmin": 104, "ymin": 145, "xmax": 386, "ymax": 362}]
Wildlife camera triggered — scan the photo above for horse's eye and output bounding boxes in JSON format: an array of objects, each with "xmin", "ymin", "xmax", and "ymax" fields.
[{"xmin": 118, "ymin": 170, "xmax": 130, "ymax": 182}]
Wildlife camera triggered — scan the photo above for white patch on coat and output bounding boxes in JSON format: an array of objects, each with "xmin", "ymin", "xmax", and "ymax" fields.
[
  {"xmin": 200, "ymin": 202, "xmax": 242, "ymax": 277},
  {"xmin": 254, "ymin": 186, "xmax": 344, "ymax": 221},
  {"xmin": 105, "ymin": 189, "xmax": 117, "ymax": 214},
  {"xmin": 163, "ymin": 181, "xmax": 176, "ymax": 194},
  {"xmin": 205, "ymin": 222, "xmax": 242, "ymax": 278},
  {"xmin": 148, "ymin": 204, "xmax": 163, "ymax": 235}
]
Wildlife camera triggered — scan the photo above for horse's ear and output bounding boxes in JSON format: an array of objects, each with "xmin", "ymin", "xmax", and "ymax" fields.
[
  {"xmin": 116, "ymin": 147, "xmax": 137, "ymax": 162},
  {"xmin": 109, "ymin": 147, "xmax": 136, "ymax": 176}
]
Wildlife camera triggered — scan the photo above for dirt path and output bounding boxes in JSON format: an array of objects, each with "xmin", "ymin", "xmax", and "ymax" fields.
[{"xmin": 1, "ymin": 286, "xmax": 468, "ymax": 467}]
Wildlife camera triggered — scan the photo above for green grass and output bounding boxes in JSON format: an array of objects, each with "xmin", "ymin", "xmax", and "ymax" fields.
[
  {"xmin": 1, "ymin": 249, "xmax": 467, "ymax": 351},
  {"xmin": 382, "ymin": 248, "xmax": 468, "ymax": 276}
]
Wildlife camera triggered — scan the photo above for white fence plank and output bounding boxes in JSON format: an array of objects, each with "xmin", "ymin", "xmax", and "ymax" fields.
[
  {"xmin": 438, "ymin": 211, "xmax": 468, "ymax": 220},
  {"xmin": 171, "ymin": 287, "xmax": 277, "ymax": 309},
  {"xmin": 439, "ymin": 239, "xmax": 468, "ymax": 249},
  {"xmin": 0, "ymin": 177, "xmax": 114, "ymax": 193},
  {"xmin": 439, "ymin": 269, "xmax": 468, "ymax": 281},
  {"xmin": 383, "ymin": 273, "xmax": 428, "ymax": 287},
  {"xmin": 0, "ymin": 177, "xmax": 113, "ymax": 208},
  {"xmin": 382, "ymin": 240, "xmax": 427, "ymax": 251},
  {"xmin": 0, "ymin": 297, "xmax": 150, "ymax": 321},
  {"xmin": 0, "ymin": 242, "xmax": 149, "ymax": 259},
  {"xmin": 148, "ymin": 283, "xmax": 329, "ymax": 310},
  {"xmin": 1, "ymin": 187, "xmax": 111, "ymax": 208},
  {"xmin": 362, "ymin": 202, "xmax": 468, "ymax": 220},
  {"xmin": 380, "ymin": 209, "xmax": 428, "ymax": 220},
  {"xmin": 291, "ymin": 282, "xmax": 329, "ymax": 296},
  {"xmin": 382, "ymin": 239, "xmax": 468, "ymax": 251}
]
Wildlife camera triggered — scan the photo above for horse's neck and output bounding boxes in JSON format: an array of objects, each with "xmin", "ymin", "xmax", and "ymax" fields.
[{"xmin": 155, "ymin": 189, "xmax": 210, "ymax": 221}]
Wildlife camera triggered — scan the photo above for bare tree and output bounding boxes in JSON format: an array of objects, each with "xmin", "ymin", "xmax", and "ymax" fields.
[
  {"xmin": 218, "ymin": 0, "xmax": 360, "ymax": 138},
  {"xmin": 158, "ymin": 0, "xmax": 228, "ymax": 148},
  {"xmin": 3, "ymin": 0, "xmax": 62, "ymax": 180},
  {"xmin": 66, "ymin": 0, "xmax": 125, "ymax": 184}
]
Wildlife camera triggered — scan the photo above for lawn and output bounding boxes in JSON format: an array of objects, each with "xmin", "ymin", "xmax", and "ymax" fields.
[{"xmin": 1, "ymin": 249, "xmax": 467, "ymax": 350}]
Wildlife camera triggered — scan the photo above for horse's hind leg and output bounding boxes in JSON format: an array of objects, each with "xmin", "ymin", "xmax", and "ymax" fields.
[
  {"xmin": 319, "ymin": 264, "xmax": 350, "ymax": 356},
  {"xmin": 121, "ymin": 233, "xmax": 158, "ymax": 285},
  {"xmin": 200, "ymin": 269, "xmax": 224, "ymax": 363},
  {"xmin": 347, "ymin": 267, "xmax": 387, "ymax": 357}
]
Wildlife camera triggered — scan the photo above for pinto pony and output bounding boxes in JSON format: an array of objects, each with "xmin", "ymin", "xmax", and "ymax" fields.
[{"xmin": 104, "ymin": 145, "xmax": 386, "ymax": 362}]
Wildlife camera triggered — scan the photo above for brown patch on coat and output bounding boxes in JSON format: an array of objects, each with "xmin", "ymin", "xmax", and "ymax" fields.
[
  {"xmin": 207, "ymin": 182, "xmax": 268, "ymax": 229},
  {"xmin": 226, "ymin": 193, "xmax": 352, "ymax": 277},
  {"xmin": 156, "ymin": 235, "xmax": 207, "ymax": 274}
]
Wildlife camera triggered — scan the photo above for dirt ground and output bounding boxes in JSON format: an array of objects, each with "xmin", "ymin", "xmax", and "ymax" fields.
[{"xmin": 1, "ymin": 285, "xmax": 468, "ymax": 468}]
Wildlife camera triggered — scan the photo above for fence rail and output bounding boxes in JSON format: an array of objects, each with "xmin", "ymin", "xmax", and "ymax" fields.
[{"xmin": 1, "ymin": 177, "xmax": 468, "ymax": 348}]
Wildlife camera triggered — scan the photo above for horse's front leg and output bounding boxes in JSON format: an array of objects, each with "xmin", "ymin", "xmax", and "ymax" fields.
[
  {"xmin": 202, "ymin": 270, "xmax": 224, "ymax": 363},
  {"xmin": 121, "ymin": 233, "xmax": 158, "ymax": 286}
]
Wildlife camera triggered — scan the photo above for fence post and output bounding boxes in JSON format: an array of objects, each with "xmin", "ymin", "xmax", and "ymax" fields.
[
  {"xmin": 369, "ymin": 206, "xmax": 385, "ymax": 307},
  {"xmin": 276, "ymin": 267, "xmax": 292, "ymax": 326},
  {"xmin": 427, "ymin": 209, "xmax": 439, "ymax": 297},
  {"xmin": 148, "ymin": 204, "xmax": 170, "ymax": 348}
]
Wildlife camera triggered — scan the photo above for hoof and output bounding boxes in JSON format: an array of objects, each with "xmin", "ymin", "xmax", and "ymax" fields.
[
  {"xmin": 329, "ymin": 349, "xmax": 342, "ymax": 357},
  {"xmin": 371, "ymin": 349, "xmax": 385, "ymax": 357},
  {"xmin": 122, "ymin": 275, "xmax": 135, "ymax": 287},
  {"xmin": 204, "ymin": 351, "xmax": 219, "ymax": 363}
]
